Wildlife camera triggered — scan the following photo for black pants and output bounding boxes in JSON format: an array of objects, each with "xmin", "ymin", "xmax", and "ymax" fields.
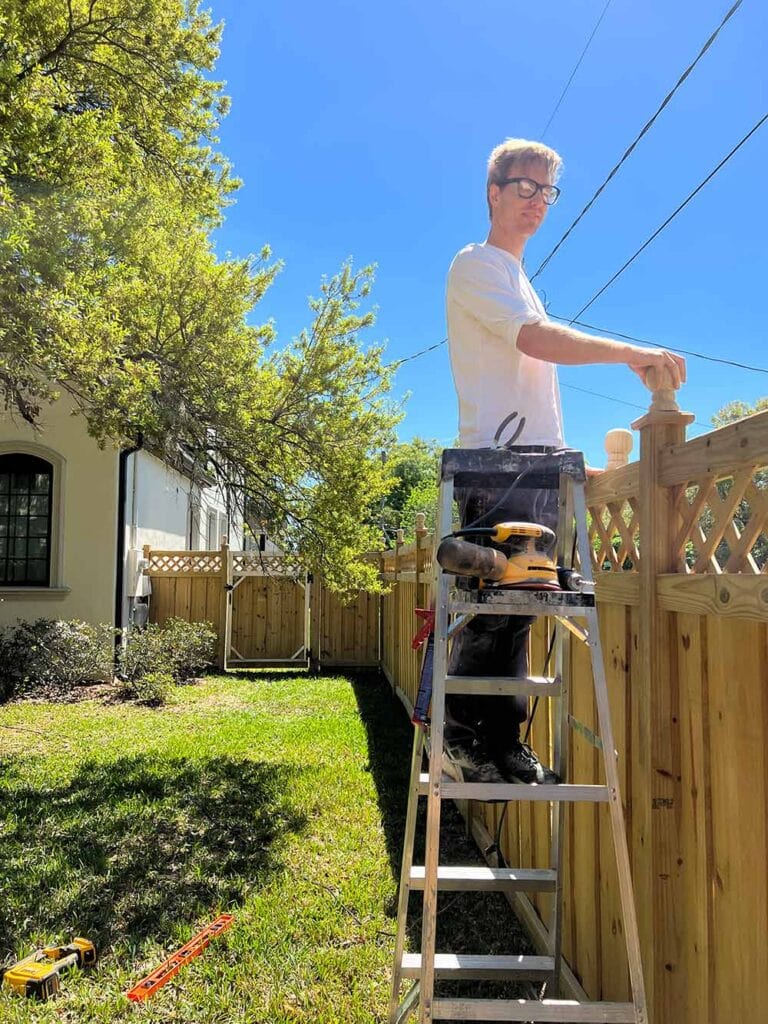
[{"xmin": 445, "ymin": 471, "xmax": 559, "ymax": 756}]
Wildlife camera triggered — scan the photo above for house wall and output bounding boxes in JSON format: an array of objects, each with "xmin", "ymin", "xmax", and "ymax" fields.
[
  {"xmin": 122, "ymin": 451, "xmax": 244, "ymax": 626},
  {"xmin": 0, "ymin": 394, "xmax": 119, "ymax": 626}
]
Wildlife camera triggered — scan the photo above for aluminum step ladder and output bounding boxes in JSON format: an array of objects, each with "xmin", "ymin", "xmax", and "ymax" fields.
[{"xmin": 389, "ymin": 448, "xmax": 646, "ymax": 1024}]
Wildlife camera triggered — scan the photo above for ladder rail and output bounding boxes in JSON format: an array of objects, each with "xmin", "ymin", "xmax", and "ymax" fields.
[
  {"xmin": 418, "ymin": 471, "xmax": 455, "ymax": 1024},
  {"xmin": 389, "ymin": 726, "xmax": 427, "ymax": 1021},
  {"xmin": 549, "ymin": 470, "xmax": 577, "ymax": 995},
  {"xmin": 572, "ymin": 481, "xmax": 647, "ymax": 1021}
]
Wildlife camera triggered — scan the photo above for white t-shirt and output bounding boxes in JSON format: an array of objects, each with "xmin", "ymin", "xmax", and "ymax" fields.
[{"xmin": 446, "ymin": 242, "xmax": 564, "ymax": 449}]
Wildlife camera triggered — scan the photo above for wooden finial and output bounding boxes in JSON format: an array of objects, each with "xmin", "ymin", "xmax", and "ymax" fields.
[
  {"xmin": 644, "ymin": 365, "xmax": 680, "ymax": 413},
  {"xmin": 631, "ymin": 366, "xmax": 694, "ymax": 430},
  {"xmin": 605, "ymin": 428, "xmax": 633, "ymax": 470},
  {"xmin": 415, "ymin": 512, "xmax": 427, "ymax": 536}
]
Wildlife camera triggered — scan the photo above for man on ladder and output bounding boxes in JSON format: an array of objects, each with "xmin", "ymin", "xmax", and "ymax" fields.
[{"xmin": 444, "ymin": 136, "xmax": 686, "ymax": 787}]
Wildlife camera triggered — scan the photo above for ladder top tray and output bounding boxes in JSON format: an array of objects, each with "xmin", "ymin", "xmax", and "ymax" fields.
[{"xmin": 440, "ymin": 448, "xmax": 586, "ymax": 488}]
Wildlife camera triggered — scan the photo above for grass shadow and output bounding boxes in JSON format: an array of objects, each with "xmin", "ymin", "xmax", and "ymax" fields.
[
  {"xmin": 0, "ymin": 754, "xmax": 307, "ymax": 960},
  {"xmin": 350, "ymin": 672, "xmax": 413, "ymax": 878}
]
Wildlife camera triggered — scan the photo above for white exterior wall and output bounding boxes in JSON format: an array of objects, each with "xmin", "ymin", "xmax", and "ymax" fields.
[
  {"xmin": 122, "ymin": 450, "xmax": 244, "ymax": 625},
  {"xmin": 0, "ymin": 395, "xmax": 119, "ymax": 626}
]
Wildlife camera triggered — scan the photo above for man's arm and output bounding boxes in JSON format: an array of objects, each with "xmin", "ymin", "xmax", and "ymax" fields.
[{"xmin": 517, "ymin": 321, "xmax": 686, "ymax": 389}]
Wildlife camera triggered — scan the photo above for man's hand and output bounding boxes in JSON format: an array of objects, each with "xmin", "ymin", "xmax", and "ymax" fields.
[{"xmin": 625, "ymin": 347, "xmax": 687, "ymax": 390}]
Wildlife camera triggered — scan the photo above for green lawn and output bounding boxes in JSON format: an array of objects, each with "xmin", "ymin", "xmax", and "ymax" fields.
[{"xmin": 0, "ymin": 671, "xmax": 529, "ymax": 1023}]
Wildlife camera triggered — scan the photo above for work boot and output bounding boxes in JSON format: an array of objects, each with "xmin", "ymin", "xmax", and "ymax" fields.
[
  {"xmin": 498, "ymin": 741, "xmax": 560, "ymax": 785},
  {"xmin": 442, "ymin": 737, "xmax": 506, "ymax": 786}
]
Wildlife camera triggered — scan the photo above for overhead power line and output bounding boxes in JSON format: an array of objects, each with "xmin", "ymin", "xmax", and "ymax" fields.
[
  {"xmin": 540, "ymin": 0, "xmax": 614, "ymax": 139},
  {"xmin": 386, "ymin": 338, "xmax": 447, "ymax": 368},
  {"xmin": 558, "ymin": 382, "xmax": 711, "ymax": 429},
  {"xmin": 570, "ymin": 110, "xmax": 768, "ymax": 319},
  {"xmin": 531, "ymin": 0, "xmax": 744, "ymax": 282},
  {"xmin": 387, "ymin": 310, "xmax": 768, "ymax": 377},
  {"xmin": 549, "ymin": 314, "xmax": 768, "ymax": 374}
]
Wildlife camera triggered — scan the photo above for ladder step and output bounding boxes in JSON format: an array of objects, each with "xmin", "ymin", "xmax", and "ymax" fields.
[
  {"xmin": 430, "ymin": 998, "xmax": 638, "ymax": 1021},
  {"xmin": 401, "ymin": 953, "xmax": 554, "ymax": 981},
  {"xmin": 419, "ymin": 774, "xmax": 611, "ymax": 803},
  {"xmin": 449, "ymin": 593, "xmax": 594, "ymax": 616},
  {"xmin": 409, "ymin": 866, "xmax": 556, "ymax": 892},
  {"xmin": 445, "ymin": 675, "xmax": 561, "ymax": 698}
]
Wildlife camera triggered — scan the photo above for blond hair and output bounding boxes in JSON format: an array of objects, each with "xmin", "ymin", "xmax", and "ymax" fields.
[{"xmin": 486, "ymin": 138, "xmax": 563, "ymax": 219}]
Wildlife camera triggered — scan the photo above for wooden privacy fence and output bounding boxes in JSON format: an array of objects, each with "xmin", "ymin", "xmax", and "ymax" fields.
[
  {"xmin": 143, "ymin": 546, "xmax": 379, "ymax": 670},
  {"xmin": 379, "ymin": 390, "xmax": 768, "ymax": 1024}
]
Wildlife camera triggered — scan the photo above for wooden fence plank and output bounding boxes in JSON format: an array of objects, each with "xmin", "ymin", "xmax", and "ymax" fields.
[
  {"xmin": 676, "ymin": 612, "xmax": 712, "ymax": 1024},
  {"xmin": 707, "ymin": 617, "xmax": 768, "ymax": 1024}
]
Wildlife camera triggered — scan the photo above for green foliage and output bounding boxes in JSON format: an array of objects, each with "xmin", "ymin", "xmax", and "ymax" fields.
[
  {"xmin": 711, "ymin": 397, "xmax": 768, "ymax": 428},
  {"xmin": 379, "ymin": 437, "xmax": 441, "ymax": 540},
  {"xmin": 703, "ymin": 399, "xmax": 768, "ymax": 570},
  {"xmin": 117, "ymin": 617, "xmax": 217, "ymax": 692},
  {"xmin": 401, "ymin": 478, "xmax": 440, "ymax": 537},
  {"xmin": 0, "ymin": 1, "xmax": 399, "ymax": 590},
  {"xmin": 159, "ymin": 617, "xmax": 217, "ymax": 681},
  {"xmin": 0, "ymin": 618, "xmax": 115, "ymax": 701},
  {"xmin": 118, "ymin": 669, "xmax": 173, "ymax": 705}
]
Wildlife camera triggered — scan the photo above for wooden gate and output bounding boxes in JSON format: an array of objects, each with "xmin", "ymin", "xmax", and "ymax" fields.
[
  {"xmin": 226, "ymin": 551, "xmax": 310, "ymax": 667},
  {"xmin": 143, "ymin": 543, "xmax": 378, "ymax": 670}
]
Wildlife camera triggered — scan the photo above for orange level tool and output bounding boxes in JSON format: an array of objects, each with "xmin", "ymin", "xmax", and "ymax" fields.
[{"xmin": 125, "ymin": 914, "xmax": 233, "ymax": 1002}]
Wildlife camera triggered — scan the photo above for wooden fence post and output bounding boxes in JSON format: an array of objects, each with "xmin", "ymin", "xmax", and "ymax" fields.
[
  {"xmin": 415, "ymin": 513, "xmax": 428, "ymax": 610},
  {"xmin": 218, "ymin": 537, "xmax": 231, "ymax": 671},
  {"xmin": 394, "ymin": 529, "xmax": 404, "ymax": 687},
  {"xmin": 631, "ymin": 369, "xmax": 694, "ymax": 1022}
]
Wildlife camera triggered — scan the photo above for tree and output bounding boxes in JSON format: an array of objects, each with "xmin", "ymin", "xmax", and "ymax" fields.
[
  {"xmin": 379, "ymin": 438, "xmax": 441, "ymax": 540},
  {"xmin": 711, "ymin": 397, "xmax": 768, "ymax": 428},
  {"xmin": 0, "ymin": 0, "xmax": 399, "ymax": 589}
]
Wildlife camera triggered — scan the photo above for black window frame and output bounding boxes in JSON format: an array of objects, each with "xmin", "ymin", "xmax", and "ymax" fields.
[{"xmin": 0, "ymin": 453, "xmax": 54, "ymax": 587}]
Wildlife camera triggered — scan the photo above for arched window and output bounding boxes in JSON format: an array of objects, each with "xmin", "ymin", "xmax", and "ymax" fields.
[{"xmin": 0, "ymin": 454, "xmax": 53, "ymax": 586}]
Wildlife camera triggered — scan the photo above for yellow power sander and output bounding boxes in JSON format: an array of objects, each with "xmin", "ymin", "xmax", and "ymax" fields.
[{"xmin": 437, "ymin": 521, "xmax": 583, "ymax": 591}]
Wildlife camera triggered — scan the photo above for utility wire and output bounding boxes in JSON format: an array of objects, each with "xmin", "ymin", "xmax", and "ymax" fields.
[
  {"xmin": 386, "ymin": 338, "xmax": 447, "ymax": 368},
  {"xmin": 559, "ymin": 382, "xmax": 712, "ymax": 429},
  {"xmin": 540, "ymin": 0, "xmax": 614, "ymax": 139},
  {"xmin": 531, "ymin": 0, "xmax": 744, "ymax": 281},
  {"xmin": 549, "ymin": 314, "xmax": 768, "ymax": 374},
  {"xmin": 384, "ymin": 334, "xmax": 714, "ymax": 426},
  {"xmin": 570, "ymin": 110, "xmax": 768, "ymax": 320},
  {"xmin": 386, "ymin": 313, "xmax": 768, "ymax": 376}
]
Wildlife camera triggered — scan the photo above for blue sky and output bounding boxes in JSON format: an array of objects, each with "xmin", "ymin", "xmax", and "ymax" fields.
[{"xmin": 208, "ymin": 0, "xmax": 767, "ymax": 469}]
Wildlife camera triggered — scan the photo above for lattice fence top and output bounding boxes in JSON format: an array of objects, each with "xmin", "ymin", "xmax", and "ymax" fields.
[
  {"xmin": 673, "ymin": 465, "xmax": 768, "ymax": 574},
  {"xmin": 587, "ymin": 496, "xmax": 641, "ymax": 574},
  {"xmin": 232, "ymin": 553, "xmax": 301, "ymax": 577},
  {"xmin": 146, "ymin": 551, "xmax": 222, "ymax": 576}
]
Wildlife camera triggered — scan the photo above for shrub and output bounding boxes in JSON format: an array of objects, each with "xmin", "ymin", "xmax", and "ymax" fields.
[
  {"xmin": 118, "ymin": 618, "xmax": 217, "ymax": 689},
  {"xmin": 0, "ymin": 618, "xmax": 116, "ymax": 702},
  {"xmin": 159, "ymin": 618, "xmax": 218, "ymax": 682},
  {"xmin": 118, "ymin": 670, "xmax": 173, "ymax": 706}
]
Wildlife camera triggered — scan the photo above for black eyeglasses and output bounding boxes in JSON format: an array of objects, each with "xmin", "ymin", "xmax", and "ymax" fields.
[{"xmin": 497, "ymin": 177, "xmax": 561, "ymax": 205}]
